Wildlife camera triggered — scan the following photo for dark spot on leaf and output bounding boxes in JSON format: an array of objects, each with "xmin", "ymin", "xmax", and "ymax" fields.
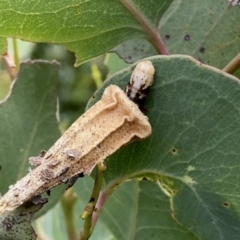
[
  {"xmin": 171, "ymin": 148, "xmax": 177, "ymax": 154},
  {"xmin": 165, "ymin": 34, "xmax": 170, "ymax": 40},
  {"xmin": 199, "ymin": 47, "xmax": 205, "ymax": 53},
  {"xmin": 223, "ymin": 202, "xmax": 229, "ymax": 207},
  {"xmin": 46, "ymin": 190, "xmax": 51, "ymax": 196},
  {"xmin": 184, "ymin": 34, "xmax": 190, "ymax": 41}
]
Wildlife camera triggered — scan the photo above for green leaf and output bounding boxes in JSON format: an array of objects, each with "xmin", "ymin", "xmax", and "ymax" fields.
[
  {"xmin": 113, "ymin": 38, "xmax": 158, "ymax": 63},
  {"xmin": 104, "ymin": 53, "xmax": 129, "ymax": 77},
  {"xmin": 87, "ymin": 55, "xmax": 240, "ymax": 239},
  {"xmin": 160, "ymin": 0, "xmax": 240, "ymax": 69},
  {"xmin": 0, "ymin": 199, "xmax": 47, "ymax": 240},
  {"xmin": 98, "ymin": 180, "xmax": 198, "ymax": 240},
  {"xmin": 0, "ymin": 0, "xmax": 173, "ymax": 65},
  {"xmin": 0, "ymin": 60, "xmax": 63, "ymax": 216},
  {"xmin": 115, "ymin": 0, "xmax": 240, "ymax": 72}
]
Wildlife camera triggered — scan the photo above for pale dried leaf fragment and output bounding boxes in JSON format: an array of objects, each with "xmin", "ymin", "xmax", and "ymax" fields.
[{"xmin": 0, "ymin": 85, "xmax": 151, "ymax": 214}]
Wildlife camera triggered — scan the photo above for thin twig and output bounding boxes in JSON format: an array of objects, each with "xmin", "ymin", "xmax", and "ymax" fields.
[
  {"xmin": 79, "ymin": 162, "xmax": 106, "ymax": 240},
  {"xmin": 61, "ymin": 188, "xmax": 78, "ymax": 240},
  {"xmin": 119, "ymin": 0, "xmax": 169, "ymax": 55},
  {"xmin": 91, "ymin": 189, "xmax": 108, "ymax": 229},
  {"xmin": 12, "ymin": 38, "xmax": 20, "ymax": 69},
  {"xmin": 2, "ymin": 53, "xmax": 16, "ymax": 80},
  {"xmin": 222, "ymin": 53, "xmax": 240, "ymax": 74}
]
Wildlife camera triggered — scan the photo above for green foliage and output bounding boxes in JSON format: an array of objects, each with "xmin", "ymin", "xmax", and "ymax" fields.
[
  {"xmin": 0, "ymin": 0, "xmax": 240, "ymax": 240},
  {"xmin": 0, "ymin": 61, "xmax": 65, "ymax": 220},
  {"xmin": 88, "ymin": 55, "xmax": 240, "ymax": 239},
  {"xmin": 0, "ymin": 199, "xmax": 47, "ymax": 240},
  {"xmin": 0, "ymin": 0, "xmax": 173, "ymax": 65}
]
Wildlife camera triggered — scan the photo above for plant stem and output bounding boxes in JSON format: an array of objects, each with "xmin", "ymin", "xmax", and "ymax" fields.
[
  {"xmin": 2, "ymin": 53, "xmax": 16, "ymax": 80},
  {"xmin": 119, "ymin": 0, "xmax": 169, "ymax": 55},
  {"xmin": 91, "ymin": 189, "xmax": 108, "ymax": 229},
  {"xmin": 80, "ymin": 162, "xmax": 106, "ymax": 240},
  {"xmin": 91, "ymin": 64, "xmax": 102, "ymax": 89},
  {"xmin": 222, "ymin": 53, "xmax": 240, "ymax": 74},
  {"xmin": 12, "ymin": 38, "xmax": 20, "ymax": 69},
  {"xmin": 61, "ymin": 188, "xmax": 78, "ymax": 240}
]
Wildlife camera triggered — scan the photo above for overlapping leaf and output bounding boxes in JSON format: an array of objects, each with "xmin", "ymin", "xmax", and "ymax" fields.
[
  {"xmin": 114, "ymin": 0, "xmax": 240, "ymax": 74},
  {"xmin": 0, "ymin": 61, "xmax": 63, "ymax": 220},
  {"xmin": 0, "ymin": 0, "xmax": 173, "ymax": 65}
]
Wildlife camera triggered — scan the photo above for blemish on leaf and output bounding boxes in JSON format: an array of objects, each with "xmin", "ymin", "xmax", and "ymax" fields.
[
  {"xmin": 182, "ymin": 175, "xmax": 197, "ymax": 185},
  {"xmin": 223, "ymin": 202, "xmax": 230, "ymax": 208},
  {"xmin": 199, "ymin": 47, "xmax": 205, "ymax": 53},
  {"xmin": 184, "ymin": 34, "xmax": 190, "ymax": 41},
  {"xmin": 171, "ymin": 148, "xmax": 177, "ymax": 154},
  {"xmin": 165, "ymin": 34, "xmax": 170, "ymax": 40},
  {"xmin": 171, "ymin": 189, "xmax": 177, "ymax": 195},
  {"xmin": 186, "ymin": 165, "xmax": 195, "ymax": 172}
]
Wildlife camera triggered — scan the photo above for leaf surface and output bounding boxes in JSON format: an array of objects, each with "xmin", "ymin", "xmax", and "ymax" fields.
[
  {"xmin": 114, "ymin": 0, "xmax": 240, "ymax": 74},
  {"xmin": 87, "ymin": 55, "xmax": 240, "ymax": 239},
  {"xmin": 0, "ymin": 0, "xmax": 173, "ymax": 65},
  {"xmin": 0, "ymin": 60, "xmax": 63, "ymax": 217}
]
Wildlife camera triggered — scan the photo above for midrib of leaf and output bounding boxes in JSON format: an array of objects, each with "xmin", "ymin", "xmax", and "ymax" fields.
[{"xmin": 119, "ymin": 0, "xmax": 169, "ymax": 55}]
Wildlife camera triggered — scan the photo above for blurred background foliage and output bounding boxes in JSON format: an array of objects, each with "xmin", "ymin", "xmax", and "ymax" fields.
[{"xmin": 0, "ymin": 39, "xmax": 116, "ymax": 128}]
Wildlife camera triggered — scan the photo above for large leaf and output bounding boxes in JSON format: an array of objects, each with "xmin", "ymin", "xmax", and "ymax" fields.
[
  {"xmin": 0, "ymin": 61, "xmax": 63, "ymax": 216},
  {"xmin": 86, "ymin": 55, "xmax": 240, "ymax": 239},
  {"xmin": 96, "ymin": 179, "xmax": 199, "ymax": 240},
  {"xmin": 0, "ymin": 0, "xmax": 173, "ymax": 65},
  {"xmin": 114, "ymin": 0, "xmax": 240, "ymax": 73}
]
